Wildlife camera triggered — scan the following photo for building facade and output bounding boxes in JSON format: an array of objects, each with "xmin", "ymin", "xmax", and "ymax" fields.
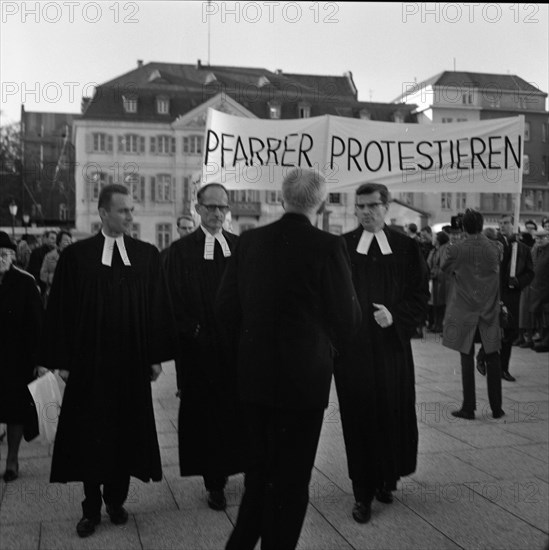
[
  {"xmin": 74, "ymin": 61, "xmax": 417, "ymax": 246},
  {"xmin": 395, "ymin": 71, "xmax": 549, "ymax": 227}
]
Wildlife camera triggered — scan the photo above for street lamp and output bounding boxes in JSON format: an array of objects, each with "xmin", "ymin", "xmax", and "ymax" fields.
[
  {"xmin": 8, "ymin": 200, "xmax": 18, "ymax": 239},
  {"xmin": 23, "ymin": 213, "xmax": 30, "ymax": 235}
]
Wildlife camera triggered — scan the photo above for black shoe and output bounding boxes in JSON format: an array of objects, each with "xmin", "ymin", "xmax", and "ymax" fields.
[
  {"xmin": 207, "ymin": 490, "xmax": 227, "ymax": 511},
  {"xmin": 2, "ymin": 468, "xmax": 18, "ymax": 482},
  {"xmin": 352, "ymin": 501, "xmax": 372, "ymax": 523},
  {"xmin": 76, "ymin": 516, "xmax": 100, "ymax": 538},
  {"xmin": 375, "ymin": 488, "xmax": 393, "ymax": 504},
  {"xmin": 492, "ymin": 410, "xmax": 506, "ymax": 419},
  {"xmin": 534, "ymin": 342, "xmax": 549, "ymax": 353},
  {"xmin": 476, "ymin": 360, "xmax": 486, "ymax": 376},
  {"xmin": 502, "ymin": 371, "xmax": 516, "ymax": 382},
  {"xmin": 451, "ymin": 409, "xmax": 475, "ymax": 420},
  {"xmin": 106, "ymin": 504, "xmax": 128, "ymax": 525}
]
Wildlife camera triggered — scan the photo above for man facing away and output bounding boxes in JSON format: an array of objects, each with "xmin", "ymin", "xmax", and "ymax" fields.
[
  {"xmin": 334, "ymin": 183, "xmax": 429, "ymax": 524},
  {"xmin": 165, "ymin": 183, "xmax": 243, "ymax": 511},
  {"xmin": 43, "ymin": 184, "xmax": 176, "ymax": 538},
  {"xmin": 216, "ymin": 168, "xmax": 361, "ymax": 550}
]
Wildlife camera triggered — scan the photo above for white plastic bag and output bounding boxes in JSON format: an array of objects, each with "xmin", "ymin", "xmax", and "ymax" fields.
[{"xmin": 27, "ymin": 371, "xmax": 62, "ymax": 444}]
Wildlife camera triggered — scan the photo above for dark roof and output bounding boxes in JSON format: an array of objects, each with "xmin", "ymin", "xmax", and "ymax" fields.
[
  {"xmin": 82, "ymin": 62, "xmax": 376, "ymax": 122},
  {"xmin": 397, "ymin": 71, "xmax": 546, "ymax": 101}
]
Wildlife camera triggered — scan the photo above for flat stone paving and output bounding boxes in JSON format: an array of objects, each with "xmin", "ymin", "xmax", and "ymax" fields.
[{"xmin": 1, "ymin": 333, "xmax": 547, "ymax": 549}]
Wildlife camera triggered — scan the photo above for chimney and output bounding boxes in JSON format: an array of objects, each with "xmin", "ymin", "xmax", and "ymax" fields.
[
  {"xmin": 197, "ymin": 59, "xmax": 202, "ymax": 70},
  {"xmin": 275, "ymin": 69, "xmax": 283, "ymax": 75},
  {"xmin": 137, "ymin": 59, "xmax": 143, "ymax": 68}
]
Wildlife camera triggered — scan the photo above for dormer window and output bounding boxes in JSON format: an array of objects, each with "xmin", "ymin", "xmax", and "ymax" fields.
[
  {"xmin": 393, "ymin": 111, "xmax": 404, "ymax": 123},
  {"xmin": 298, "ymin": 103, "xmax": 311, "ymax": 119},
  {"xmin": 156, "ymin": 97, "xmax": 169, "ymax": 115},
  {"xmin": 122, "ymin": 95, "xmax": 137, "ymax": 113},
  {"xmin": 359, "ymin": 109, "xmax": 371, "ymax": 120},
  {"xmin": 258, "ymin": 75, "xmax": 271, "ymax": 87},
  {"xmin": 269, "ymin": 102, "xmax": 281, "ymax": 119}
]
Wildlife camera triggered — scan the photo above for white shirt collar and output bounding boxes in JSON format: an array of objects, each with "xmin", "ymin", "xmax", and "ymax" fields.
[
  {"xmin": 356, "ymin": 228, "xmax": 393, "ymax": 255},
  {"xmin": 101, "ymin": 229, "xmax": 131, "ymax": 266},
  {"xmin": 200, "ymin": 226, "xmax": 231, "ymax": 260}
]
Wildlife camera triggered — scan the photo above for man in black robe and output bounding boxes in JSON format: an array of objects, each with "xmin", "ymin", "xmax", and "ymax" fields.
[
  {"xmin": 165, "ymin": 183, "xmax": 242, "ymax": 512},
  {"xmin": 43, "ymin": 184, "xmax": 175, "ymax": 538},
  {"xmin": 334, "ymin": 182, "xmax": 429, "ymax": 524},
  {"xmin": 216, "ymin": 168, "xmax": 361, "ymax": 550}
]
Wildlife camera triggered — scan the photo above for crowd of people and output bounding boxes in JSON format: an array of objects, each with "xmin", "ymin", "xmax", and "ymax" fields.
[{"xmin": 1, "ymin": 173, "xmax": 548, "ymax": 549}]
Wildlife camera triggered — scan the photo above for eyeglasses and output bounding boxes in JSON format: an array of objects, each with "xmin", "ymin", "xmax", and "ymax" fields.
[
  {"xmin": 178, "ymin": 226, "xmax": 194, "ymax": 232},
  {"xmin": 0, "ymin": 251, "xmax": 15, "ymax": 259},
  {"xmin": 355, "ymin": 202, "xmax": 386, "ymax": 211},
  {"xmin": 199, "ymin": 203, "xmax": 230, "ymax": 214}
]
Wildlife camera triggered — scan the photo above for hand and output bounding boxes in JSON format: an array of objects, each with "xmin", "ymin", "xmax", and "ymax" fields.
[
  {"xmin": 508, "ymin": 276, "xmax": 519, "ymax": 289},
  {"xmin": 57, "ymin": 369, "xmax": 70, "ymax": 383},
  {"xmin": 372, "ymin": 303, "xmax": 393, "ymax": 328},
  {"xmin": 150, "ymin": 363, "xmax": 163, "ymax": 382},
  {"xmin": 34, "ymin": 366, "xmax": 49, "ymax": 378}
]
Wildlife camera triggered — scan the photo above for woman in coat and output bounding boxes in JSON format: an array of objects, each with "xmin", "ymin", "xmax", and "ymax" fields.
[
  {"xmin": 0, "ymin": 232, "xmax": 44, "ymax": 481},
  {"xmin": 442, "ymin": 210, "xmax": 504, "ymax": 420}
]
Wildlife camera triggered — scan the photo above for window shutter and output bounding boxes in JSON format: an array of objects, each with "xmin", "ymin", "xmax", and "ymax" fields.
[
  {"xmin": 140, "ymin": 136, "xmax": 145, "ymax": 154},
  {"xmin": 151, "ymin": 176, "xmax": 156, "ymax": 202},
  {"xmin": 171, "ymin": 137, "xmax": 176, "ymax": 155},
  {"xmin": 183, "ymin": 137, "xmax": 188, "ymax": 153},
  {"xmin": 86, "ymin": 134, "xmax": 93, "ymax": 153},
  {"xmin": 171, "ymin": 179, "xmax": 175, "ymax": 202},
  {"xmin": 118, "ymin": 136, "xmax": 124, "ymax": 152},
  {"xmin": 107, "ymin": 135, "xmax": 113, "ymax": 153},
  {"xmin": 150, "ymin": 137, "xmax": 156, "ymax": 154},
  {"xmin": 197, "ymin": 136, "xmax": 203, "ymax": 154}
]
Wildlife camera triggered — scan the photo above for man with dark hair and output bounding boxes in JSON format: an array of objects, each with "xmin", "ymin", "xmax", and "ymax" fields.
[
  {"xmin": 334, "ymin": 182, "xmax": 429, "ymax": 524},
  {"xmin": 165, "ymin": 182, "xmax": 242, "ymax": 512},
  {"xmin": 442, "ymin": 209, "xmax": 504, "ymax": 420},
  {"xmin": 44, "ymin": 184, "xmax": 175, "ymax": 538},
  {"xmin": 176, "ymin": 215, "xmax": 196, "ymax": 238},
  {"xmin": 217, "ymin": 168, "xmax": 360, "ymax": 550}
]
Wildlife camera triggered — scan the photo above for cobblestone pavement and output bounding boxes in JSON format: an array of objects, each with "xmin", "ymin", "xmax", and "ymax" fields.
[{"xmin": 1, "ymin": 333, "xmax": 548, "ymax": 549}]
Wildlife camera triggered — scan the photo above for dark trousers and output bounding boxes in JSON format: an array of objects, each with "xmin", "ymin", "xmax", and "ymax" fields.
[
  {"xmin": 226, "ymin": 404, "xmax": 324, "ymax": 550},
  {"xmin": 461, "ymin": 345, "xmax": 502, "ymax": 413},
  {"xmin": 82, "ymin": 475, "xmax": 130, "ymax": 518},
  {"xmin": 204, "ymin": 473, "xmax": 227, "ymax": 492},
  {"xmin": 477, "ymin": 328, "xmax": 518, "ymax": 373}
]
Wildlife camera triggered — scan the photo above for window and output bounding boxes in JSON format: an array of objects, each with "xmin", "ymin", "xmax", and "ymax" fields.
[
  {"xmin": 298, "ymin": 104, "xmax": 310, "ymax": 119},
  {"xmin": 523, "ymin": 155, "xmax": 530, "ymax": 175},
  {"xmin": 156, "ymin": 224, "xmax": 172, "ymax": 250},
  {"xmin": 119, "ymin": 134, "xmax": 144, "ymax": 154},
  {"xmin": 154, "ymin": 174, "xmax": 173, "ymax": 202},
  {"xmin": 266, "ymin": 190, "xmax": 283, "ymax": 204},
  {"xmin": 328, "ymin": 193, "xmax": 343, "ymax": 205},
  {"xmin": 524, "ymin": 122, "xmax": 531, "ymax": 142},
  {"xmin": 329, "ymin": 224, "xmax": 343, "ymax": 235},
  {"xmin": 122, "ymin": 96, "xmax": 137, "ymax": 113},
  {"xmin": 441, "ymin": 118, "xmax": 453, "ymax": 124},
  {"xmin": 393, "ymin": 112, "xmax": 404, "ymax": 123},
  {"xmin": 402, "ymin": 192, "xmax": 414, "ymax": 206},
  {"xmin": 269, "ymin": 103, "xmax": 281, "ymax": 119},
  {"xmin": 359, "ymin": 109, "xmax": 371, "ymax": 120},
  {"xmin": 441, "ymin": 192, "xmax": 452, "ymax": 210},
  {"xmin": 182, "ymin": 135, "xmax": 203, "ymax": 154},
  {"xmin": 462, "ymin": 92, "xmax": 473, "ymax": 104},
  {"xmin": 457, "ymin": 118, "xmax": 468, "ymax": 122},
  {"xmin": 542, "ymin": 123, "xmax": 548, "ymax": 143},
  {"xmin": 89, "ymin": 172, "xmax": 112, "ymax": 201},
  {"xmin": 456, "ymin": 192, "xmax": 467, "ymax": 210},
  {"xmin": 156, "ymin": 97, "xmax": 169, "ymax": 115},
  {"xmin": 229, "ymin": 190, "xmax": 259, "ymax": 203},
  {"xmin": 59, "ymin": 203, "xmax": 68, "ymax": 220},
  {"xmin": 92, "ymin": 133, "xmax": 112, "ymax": 153},
  {"xmin": 536, "ymin": 191, "xmax": 544, "ymax": 211},
  {"xmin": 151, "ymin": 135, "xmax": 176, "ymax": 155},
  {"xmin": 123, "ymin": 173, "xmax": 145, "ymax": 202},
  {"xmin": 523, "ymin": 190, "xmax": 534, "ymax": 211}
]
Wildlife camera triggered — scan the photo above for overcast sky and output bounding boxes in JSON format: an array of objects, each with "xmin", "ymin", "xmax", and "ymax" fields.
[{"xmin": 1, "ymin": 2, "xmax": 548, "ymax": 125}]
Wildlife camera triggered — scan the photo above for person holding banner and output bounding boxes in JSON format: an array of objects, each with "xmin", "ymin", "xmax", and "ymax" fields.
[
  {"xmin": 216, "ymin": 168, "xmax": 361, "ymax": 550},
  {"xmin": 0, "ymin": 231, "xmax": 43, "ymax": 482},
  {"xmin": 165, "ymin": 183, "xmax": 243, "ymax": 512},
  {"xmin": 333, "ymin": 183, "xmax": 429, "ymax": 524}
]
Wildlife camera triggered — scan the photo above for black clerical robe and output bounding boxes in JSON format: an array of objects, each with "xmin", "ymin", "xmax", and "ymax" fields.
[
  {"xmin": 165, "ymin": 228, "xmax": 243, "ymax": 478},
  {"xmin": 335, "ymin": 226, "xmax": 429, "ymax": 487},
  {"xmin": 44, "ymin": 233, "xmax": 176, "ymax": 483}
]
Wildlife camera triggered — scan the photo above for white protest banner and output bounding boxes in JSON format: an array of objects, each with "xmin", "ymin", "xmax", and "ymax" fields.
[{"xmin": 202, "ymin": 109, "xmax": 524, "ymax": 193}]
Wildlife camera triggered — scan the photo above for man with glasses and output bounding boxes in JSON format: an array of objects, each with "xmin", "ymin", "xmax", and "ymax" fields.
[
  {"xmin": 165, "ymin": 183, "xmax": 242, "ymax": 512},
  {"xmin": 334, "ymin": 183, "xmax": 429, "ymax": 524}
]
